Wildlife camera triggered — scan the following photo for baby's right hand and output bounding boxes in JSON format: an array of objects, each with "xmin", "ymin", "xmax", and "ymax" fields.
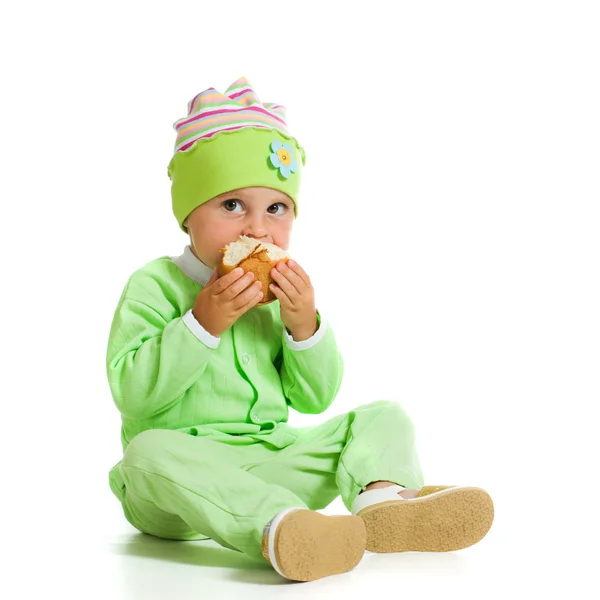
[{"xmin": 192, "ymin": 267, "xmax": 263, "ymax": 338}]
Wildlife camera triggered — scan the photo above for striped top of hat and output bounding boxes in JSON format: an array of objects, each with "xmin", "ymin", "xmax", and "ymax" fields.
[{"xmin": 173, "ymin": 77, "xmax": 290, "ymax": 153}]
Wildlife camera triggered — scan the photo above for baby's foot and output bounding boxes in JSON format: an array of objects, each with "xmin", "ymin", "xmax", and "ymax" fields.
[
  {"xmin": 361, "ymin": 481, "xmax": 418, "ymax": 498},
  {"xmin": 353, "ymin": 484, "xmax": 494, "ymax": 553},
  {"xmin": 262, "ymin": 508, "xmax": 366, "ymax": 581},
  {"xmin": 398, "ymin": 489, "xmax": 419, "ymax": 499}
]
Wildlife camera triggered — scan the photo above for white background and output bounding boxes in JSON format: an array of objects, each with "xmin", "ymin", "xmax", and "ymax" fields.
[{"xmin": 1, "ymin": 1, "xmax": 598, "ymax": 598}]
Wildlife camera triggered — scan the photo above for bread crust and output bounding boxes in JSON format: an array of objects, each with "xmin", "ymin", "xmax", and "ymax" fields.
[{"xmin": 219, "ymin": 245, "xmax": 289, "ymax": 306}]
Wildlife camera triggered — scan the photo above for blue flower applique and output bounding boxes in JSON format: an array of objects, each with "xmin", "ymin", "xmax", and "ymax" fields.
[{"xmin": 269, "ymin": 140, "xmax": 298, "ymax": 179}]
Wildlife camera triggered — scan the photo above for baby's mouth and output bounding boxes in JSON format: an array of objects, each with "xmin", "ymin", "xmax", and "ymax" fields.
[{"xmin": 243, "ymin": 236, "xmax": 273, "ymax": 246}]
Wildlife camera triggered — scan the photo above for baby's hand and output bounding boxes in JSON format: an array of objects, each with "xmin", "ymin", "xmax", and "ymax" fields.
[
  {"xmin": 192, "ymin": 267, "xmax": 263, "ymax": 337},
  {"xmin": 269, "ymin": 260, "xmax": 318, "ymax": 341}
]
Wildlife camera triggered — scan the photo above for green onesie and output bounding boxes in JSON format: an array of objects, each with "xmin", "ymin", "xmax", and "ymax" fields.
[{"xmin": 107, "ymin": 245, "xmax": 424, "ymax": 561}]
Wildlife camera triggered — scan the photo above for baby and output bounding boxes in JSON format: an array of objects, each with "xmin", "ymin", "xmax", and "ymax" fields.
[{"xmin": 106, "ymin": 76, "xmax": 494, "ymax": 582}]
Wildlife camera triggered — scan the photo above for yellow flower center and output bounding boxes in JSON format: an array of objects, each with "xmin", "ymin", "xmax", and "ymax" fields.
[{"xmin": 277, "ymin": 147, "xmax": 292, "ymax": 166}]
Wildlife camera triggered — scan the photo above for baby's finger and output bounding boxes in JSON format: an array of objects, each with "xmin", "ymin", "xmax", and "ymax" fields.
[
  {"xmin": 272, "ymin": 262, "xmax": 303, "ymax": 296},
  {"xmin": 224, "ymin": 271, "xmax": 257, "ymax": 301},
  {"xmin": 212, "ymin": 267, "xmax": 245, "ymax": 294},
  {"xmin": 288, "ymin": 260, "xmax": 312, "ymax": 287},
  {"xmin": 233, "ymin": 280, "xmax": 263, "ymax": 311},
  {"xmin": 238, "ymin": 290, "xmax": 264, "ymax": 315}
]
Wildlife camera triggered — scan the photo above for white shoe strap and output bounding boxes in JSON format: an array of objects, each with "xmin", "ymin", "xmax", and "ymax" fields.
[{"xmin": 351, "ymin": 484, "xmax": 405, "ymax": 515}]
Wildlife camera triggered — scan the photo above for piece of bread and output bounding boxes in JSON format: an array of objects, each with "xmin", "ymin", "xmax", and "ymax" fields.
[{"xmin": 219, "ymin": 235, "xmax": 291, "ymax": 305}]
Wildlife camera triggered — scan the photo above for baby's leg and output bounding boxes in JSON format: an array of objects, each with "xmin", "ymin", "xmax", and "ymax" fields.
[
  {"xmin": 247, "ymin": 399, "xmax": 424, "ymax": 513},
  {"xmin": 117, "ymin": 429, "xmax": 307, "ymax": 561}
]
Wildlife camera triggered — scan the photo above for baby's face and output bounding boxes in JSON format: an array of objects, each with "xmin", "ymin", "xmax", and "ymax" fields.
[{"xmin": 183, "ymin": 186, "xmax": 295, "ymax": 269}]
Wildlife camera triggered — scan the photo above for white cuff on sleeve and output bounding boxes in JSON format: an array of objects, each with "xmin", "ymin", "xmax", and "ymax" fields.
[
  {"xmin": 182, "ymin": 308, "xmax": 221, "ymax": 349},
  {"xmin": 284, "ymin": 311, "xmax": 328, "ymax": 351}
]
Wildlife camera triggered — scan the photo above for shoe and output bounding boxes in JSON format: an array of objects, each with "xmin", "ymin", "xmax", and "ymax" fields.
[
  {"xmin": 351, "ymin": 484, "xmax": 494, "ymax": 553},
  {"xmin": 261, "ymin": 508, "xmax": 367, "ymax": 581}
]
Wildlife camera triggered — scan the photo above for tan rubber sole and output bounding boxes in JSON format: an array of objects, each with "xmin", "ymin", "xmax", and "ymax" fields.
[
  {"xmin": 358, "ymin": 486, "xmax": 494, "ymax": 553},
  {"xmin": 263, "ymin": 510, "xmax": 367, "ymax": 582}
]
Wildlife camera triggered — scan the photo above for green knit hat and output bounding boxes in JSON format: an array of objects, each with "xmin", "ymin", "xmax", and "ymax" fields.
[{"xmin": 167, "ymin": 77, "xmax": 306, "ymax": 233}]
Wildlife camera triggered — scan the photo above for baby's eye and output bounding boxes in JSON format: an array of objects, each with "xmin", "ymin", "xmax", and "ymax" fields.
[
  {"xmin": 222, "ymin": 200, "xmax": 287, "ymax": 215},
  {"xmin": 267, "ymin": 203, "xmax": 287, "ymax": 215},
  {"xmin": 223, "ymin": 199, "xmax": 242, "ymax": 212}
]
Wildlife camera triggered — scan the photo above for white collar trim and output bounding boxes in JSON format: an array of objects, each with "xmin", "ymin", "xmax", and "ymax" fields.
[{"xmin": 171, "ymin": 245, "xmax": 214, "ymax": 286}]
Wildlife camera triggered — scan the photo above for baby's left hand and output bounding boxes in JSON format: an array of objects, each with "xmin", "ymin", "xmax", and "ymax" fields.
[{"xmin": 270, "ymin": 260, "xmax": 318, "ymax": 341}]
